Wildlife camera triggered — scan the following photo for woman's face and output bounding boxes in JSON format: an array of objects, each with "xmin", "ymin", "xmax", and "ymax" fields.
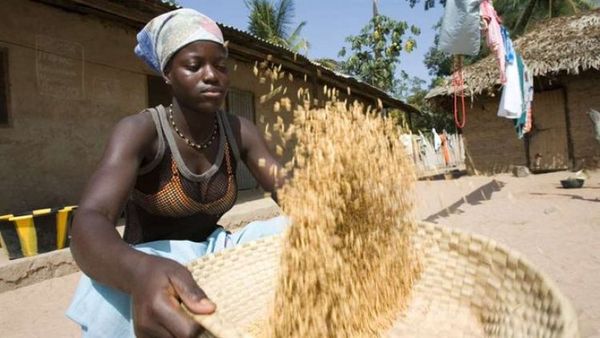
[{"xmin": 164, "ymin": 41, "xmax": 229, "ymax": 114}]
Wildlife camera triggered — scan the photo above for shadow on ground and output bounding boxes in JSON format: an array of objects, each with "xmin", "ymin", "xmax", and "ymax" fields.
[
  {"xmin": 530, "ymin": 192, "xmax": 600, "ymax": 203},
  {"xmin": 424, "ymin": 180, "xmax": 506, "ymax": 223}
]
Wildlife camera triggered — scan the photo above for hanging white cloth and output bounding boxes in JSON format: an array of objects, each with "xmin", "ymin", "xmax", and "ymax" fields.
[
  {"xmin": 588, "ymin": 109, "xmax": 600, "ymax": 143},
  {"xmin": 432, "ymin": 128, "xmax": 442, "ymax": 151},
  {"xmin": 497, "ymin": 58, "xmax": 522, "ymax": 119}
]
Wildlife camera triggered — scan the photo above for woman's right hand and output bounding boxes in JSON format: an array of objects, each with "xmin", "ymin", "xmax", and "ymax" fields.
[{"xmin": 131, "ymin": 255, "xmax": 216, "ymax": 338}]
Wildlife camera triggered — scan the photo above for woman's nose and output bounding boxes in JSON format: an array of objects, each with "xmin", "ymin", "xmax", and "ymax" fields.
[{"xmin": 201, "ymin": 65, "xmax": 218, "ymax": 83}]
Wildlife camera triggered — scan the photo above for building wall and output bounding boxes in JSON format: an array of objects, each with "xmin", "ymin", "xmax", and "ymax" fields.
[
  {"xmin": 0, "ymin": 1, "xmax": 393, "ymax": 214},
  {"xmin": 226, "ymin": 59, "xmax": 375, "ymax": 167},
  {"xmin": 563, "ymin": 69, "xmax": 600, "ymax": 168},
  {"xmin": 226, "ymin": 59, "xmax": 309, "ymax": 165},
  {"xmin": 461, "ymin": 96, "xmax": 528, "ymax": 174},
  {"xmin": 0, "ymin": 0, "xmax": 148, "ymax": 214},
  {"xmin": 458, "ymin": 69, "xmax": 600, "ymax": 175}
]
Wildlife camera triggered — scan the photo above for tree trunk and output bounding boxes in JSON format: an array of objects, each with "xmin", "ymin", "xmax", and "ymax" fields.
[{"xmin": 372, "ymin": 0, "xmax": 379, "ymax": 17}]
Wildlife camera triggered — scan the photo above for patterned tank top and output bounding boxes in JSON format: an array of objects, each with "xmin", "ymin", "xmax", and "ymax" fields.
[{"xmin": 123, "ymin": 105, "xmax": 239, "ymax": 244}]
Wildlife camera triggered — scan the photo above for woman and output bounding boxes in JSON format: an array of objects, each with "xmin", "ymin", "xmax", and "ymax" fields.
[{"xmin": 67, "ymin": 8, "xmax": 286, "ymax": 338}]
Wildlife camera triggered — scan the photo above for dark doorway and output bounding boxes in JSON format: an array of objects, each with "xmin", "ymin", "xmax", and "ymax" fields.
[{"xmin": 147, "ymin": 75, "xmax": 171, "ymax": 108}]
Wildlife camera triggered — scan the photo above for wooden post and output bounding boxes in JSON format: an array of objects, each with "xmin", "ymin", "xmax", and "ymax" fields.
[{"xmin": 562, "ymin": 86, "xmax": 575, "ymax": 168}]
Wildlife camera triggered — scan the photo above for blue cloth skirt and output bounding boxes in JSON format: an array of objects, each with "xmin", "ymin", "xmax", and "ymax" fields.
[{"xmin": 66, "ymin": 216, "xmax": 288, "ymax": 338}]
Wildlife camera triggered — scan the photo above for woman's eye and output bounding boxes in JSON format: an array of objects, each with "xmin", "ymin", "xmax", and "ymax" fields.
[{"xmin": 186, "ymin": 64, "xmax": 200, "ymax": 71}]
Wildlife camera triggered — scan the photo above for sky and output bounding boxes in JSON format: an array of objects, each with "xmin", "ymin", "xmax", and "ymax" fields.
[{"xmin": 177, "ymin": 0, "xmax": 444, "ymax": 83}]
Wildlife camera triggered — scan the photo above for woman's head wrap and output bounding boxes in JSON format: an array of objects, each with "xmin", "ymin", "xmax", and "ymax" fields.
[{"xmin": 134, "ymin": 8, "xmax": 225, "ymax": 74}]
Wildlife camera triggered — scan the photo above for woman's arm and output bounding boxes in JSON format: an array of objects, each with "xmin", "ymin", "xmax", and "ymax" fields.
[
  {"xmin": 70, "ymin": 114, "xmax": 151, "ymax": 290},
  {"xmin": 70, "ymin": 112, "xmax": 213, "ymax": 337}
]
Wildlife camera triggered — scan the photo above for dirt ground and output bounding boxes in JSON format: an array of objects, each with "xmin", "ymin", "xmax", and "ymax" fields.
[
  {"xmin": 1, "ymin": 170, "xmax": 598, "ymax": 337},
  {"xmin": 413, "ymin": 170, "xmax": 600, "ymax": 338}
]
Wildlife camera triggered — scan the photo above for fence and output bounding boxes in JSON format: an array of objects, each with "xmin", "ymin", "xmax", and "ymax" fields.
[{"xmin": 400, "ymin": 132, "xmax": 466, "ymax": 177}]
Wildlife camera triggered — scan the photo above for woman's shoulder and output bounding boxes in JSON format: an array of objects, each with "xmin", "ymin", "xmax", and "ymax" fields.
[
  {"xmin": 108, "ymin": 108, "xmax": 160, "ymax": 157},
  {"xmin": 222, "ymin": 111, "xmax": 267, "ymax": 155},
  {"xmin": 117, "ymin": 109, "xmax": 157, "ymax": 137}
]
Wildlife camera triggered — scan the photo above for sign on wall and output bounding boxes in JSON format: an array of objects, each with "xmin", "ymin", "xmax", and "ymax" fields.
[{"xmin": 35, "ymin": 35, "xmax": 84, "ymax": 99}]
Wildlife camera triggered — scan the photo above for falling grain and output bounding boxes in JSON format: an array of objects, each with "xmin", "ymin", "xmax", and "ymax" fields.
[{"xmin": 263, "ymin": 101, "xmax": 421, "ymax": 337}]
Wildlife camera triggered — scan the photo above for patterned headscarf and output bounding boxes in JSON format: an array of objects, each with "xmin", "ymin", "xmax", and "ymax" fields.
[{"xmin": 135, "ymin": 8, "xmax": 225, "ymax": 74}]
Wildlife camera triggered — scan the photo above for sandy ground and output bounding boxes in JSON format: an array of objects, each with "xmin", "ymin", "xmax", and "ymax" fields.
[
  {"xmin": 1, "ymin": 170, "xmax": 599, "ymax": 337},
  {"xmin": 0, "ymin": 272, "xmax": 82, "ymax": 337},
  {"xmin": 414, "ymin": 170, "xmax": 600, "ymax": 338}
]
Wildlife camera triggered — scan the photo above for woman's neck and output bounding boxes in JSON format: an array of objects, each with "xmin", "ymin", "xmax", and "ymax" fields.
[{"xmin": 171, "ymin": 99, "xmax": 218, "ymax": 143}]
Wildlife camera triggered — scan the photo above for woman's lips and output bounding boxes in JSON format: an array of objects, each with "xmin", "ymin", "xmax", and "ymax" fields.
[
  {"xmin": 199, "ymin": 87, "xmax": 223, "ymax": 98},
  {"xmin": 200, "ymin": 91, "xmax": 223, "ymax": 98}
]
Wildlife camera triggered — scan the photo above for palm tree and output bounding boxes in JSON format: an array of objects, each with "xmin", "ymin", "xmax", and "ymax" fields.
[
  {"xmin": 494, "ymin": 0, "xmax": 597, "ymax": 36},
  {"xmin": 245, "ymin": 0, "xmax": 309, "ymax": 53}
]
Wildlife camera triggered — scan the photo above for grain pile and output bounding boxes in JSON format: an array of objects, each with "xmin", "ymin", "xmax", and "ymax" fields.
[{"xmin": 263, "ymin": 100, "xmax": 421, "ymax": 337}]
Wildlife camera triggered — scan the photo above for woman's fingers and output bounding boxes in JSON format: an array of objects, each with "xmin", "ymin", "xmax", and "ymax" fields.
[
  {"xmin": 170, "ymin": 269, "xmax": 216, "ymax": 314},
  {"xmin": 132, "ymin": 258, "xmax": 216, "ymax": 337},
  {"xmin": 134, "ymin": 305, "xmax": 176, "ymax": 338},
  {"xmin": 154, "ymin": 295, "xmax": 205, "ymax": 338}
]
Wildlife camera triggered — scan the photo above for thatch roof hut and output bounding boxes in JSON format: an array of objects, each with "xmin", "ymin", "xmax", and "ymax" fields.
[
  {"xmin": 427, "ymin": 9, "xmax": 600, "ymax": 99},
  {"xmin": 427, "ymin": 9, "xmax": 600, "ymax": 174}
]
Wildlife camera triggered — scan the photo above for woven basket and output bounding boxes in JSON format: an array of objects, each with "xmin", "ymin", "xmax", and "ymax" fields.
[{"xmin": 186, "ymin": 222, "xmax": 579, "ymax": 338}]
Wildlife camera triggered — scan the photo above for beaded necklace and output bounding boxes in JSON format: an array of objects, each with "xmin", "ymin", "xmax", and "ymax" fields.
[{"xmin": 167, "ymin": 105, "xmax": 219, "ymax": 151}]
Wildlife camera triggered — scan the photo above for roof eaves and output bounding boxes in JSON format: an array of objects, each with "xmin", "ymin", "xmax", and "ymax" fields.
[{"xmin": 219, "ymin": 23, "xmax": 420, "ymax": 115}]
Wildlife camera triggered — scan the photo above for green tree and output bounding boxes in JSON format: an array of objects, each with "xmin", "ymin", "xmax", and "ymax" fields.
[
  {"xmin": 338, "ymin": 15, "xmax": 420, "ymax": 93},
  {"xmin": 408, "ymin": 86, "xmax": 455, "ymax": 132},
  {"xmin": 245, "ymin": 0, "xmax": 309, "ymax": 53},
  {"xmin": 494, "ymin": 0, "xmax": 596, "ymax": 36},
  {"xmin": 395, "ymin": 71, "xmax": 426, "ymax": 100}
]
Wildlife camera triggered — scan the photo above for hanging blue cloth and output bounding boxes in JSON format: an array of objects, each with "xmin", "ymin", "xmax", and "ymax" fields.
[
  {"xmin": 501, "ymin": 26, "xmax": 515, "ymax": 65},
  {"xmin": 514, "ymin": 54, "xmax": 531, "ymax": 139}
]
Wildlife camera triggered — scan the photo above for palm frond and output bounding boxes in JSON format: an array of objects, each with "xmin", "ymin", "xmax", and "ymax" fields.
[
  {"xmin": 288, "ymin": 21, "xmax": 306, "ymax": 42},
  {"xmin": 245, "ymin": 0, "xmax": 309, "ymax": 53},
  {"xmin": 274, "ymin": 0, "xmax": 295, "ymax": 38}
]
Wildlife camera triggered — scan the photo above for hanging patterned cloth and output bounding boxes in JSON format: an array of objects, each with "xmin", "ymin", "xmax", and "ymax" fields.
[
  {"xmin": 494, "ymin": 14, "xmax": 534, "ymax": 139},
  {"xmin": 480, "ymin": 0, "xmax": 506, "ymax": 83}
]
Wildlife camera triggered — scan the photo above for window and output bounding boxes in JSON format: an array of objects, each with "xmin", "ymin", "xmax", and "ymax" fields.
[
  {"xmin": 0, "ymin": 47, "xmax": 9, "ymax": 125},
  {"xmin": 227, "ymin": 88, "xmax": 258, "ymax": 190}
]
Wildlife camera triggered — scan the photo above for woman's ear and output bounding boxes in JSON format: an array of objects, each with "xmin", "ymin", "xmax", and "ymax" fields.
[{"xmin": 163, "ymin": 73, "xmax": 171, "ymax": 85}]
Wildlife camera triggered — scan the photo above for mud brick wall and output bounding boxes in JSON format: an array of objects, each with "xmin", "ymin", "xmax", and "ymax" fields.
[{"xmin": 563, "ymin": 69, "xmax": 600, "ymax": 168}]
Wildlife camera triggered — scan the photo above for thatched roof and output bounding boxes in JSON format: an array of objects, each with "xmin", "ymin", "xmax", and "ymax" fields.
[{"xmin": 426, "ymin": 9, "xmax": 600, "ymax": 99}]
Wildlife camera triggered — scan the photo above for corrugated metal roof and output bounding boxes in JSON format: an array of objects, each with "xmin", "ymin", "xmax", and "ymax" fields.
[
  {"xmin": 43, "ymin": 0, "xmax": 418, "ymax": 113},
  {"xmin": 139, "ymin": 1, "xmax": 416, "ymax": 111},
  {"xmin": 218, "ymin": 23, "xmax": 420, "ymax": 114}
]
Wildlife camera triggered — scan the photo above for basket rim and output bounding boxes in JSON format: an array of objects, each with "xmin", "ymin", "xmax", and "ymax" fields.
[{"xmin": 186, "ymin": 221, "xmax": 580, "ymax": 337}]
